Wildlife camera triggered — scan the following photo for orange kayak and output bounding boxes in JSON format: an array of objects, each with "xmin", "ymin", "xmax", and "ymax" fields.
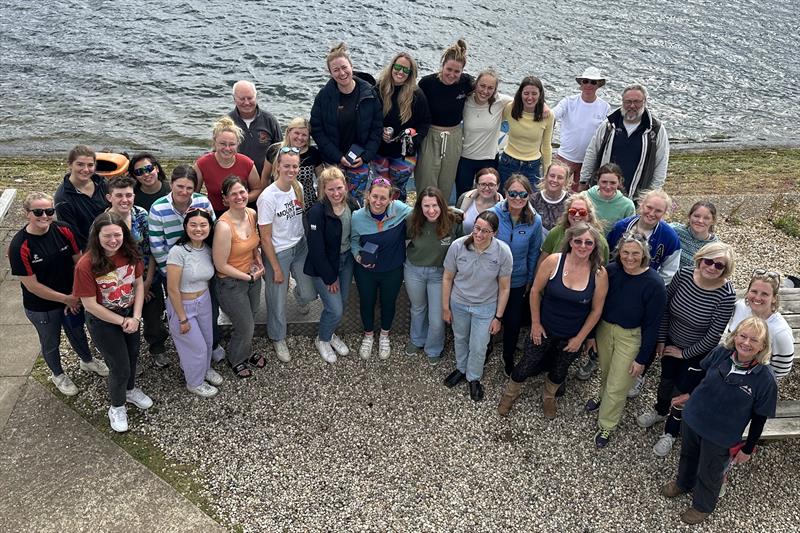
[{"xmin": 95, "ymin": 152, "xmax": 129, "ymax": 178}]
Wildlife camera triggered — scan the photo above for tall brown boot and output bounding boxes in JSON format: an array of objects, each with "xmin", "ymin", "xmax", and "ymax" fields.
[
  {"xmin": 542, "ymin": 378, "xmax": 560, "ymax": 420},
  {"xmin": 497, "ymin": 380, "xmax": 523, "ymax": 416}
]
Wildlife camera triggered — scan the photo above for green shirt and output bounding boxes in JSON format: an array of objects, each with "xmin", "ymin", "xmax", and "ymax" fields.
[
  {"xmin": 586, "ymin": 186, "xmax": 636, "ymax": 233},
  {"xmin": 406, "ymin": 220, "xmax": 462, "ymax": 267},
  {"xmin": 541, "ymin": 223, "xmax": 610, "ymax": 263}
]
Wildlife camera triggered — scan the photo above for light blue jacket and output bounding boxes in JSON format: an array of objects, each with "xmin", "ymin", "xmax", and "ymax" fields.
[{"xmin": 490, "ymin": 201, "xmax": 543, "ymax": 288}]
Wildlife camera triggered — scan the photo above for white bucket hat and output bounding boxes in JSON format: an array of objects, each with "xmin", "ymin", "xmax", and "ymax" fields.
[{"xmin": 576, "ymin": 67, "xmax": 606, "ymax": 86}]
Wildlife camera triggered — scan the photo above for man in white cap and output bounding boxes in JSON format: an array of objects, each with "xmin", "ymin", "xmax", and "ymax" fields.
[{"xmin": 552, "ymin": 67, "xmax": 610, "ymax": 191}]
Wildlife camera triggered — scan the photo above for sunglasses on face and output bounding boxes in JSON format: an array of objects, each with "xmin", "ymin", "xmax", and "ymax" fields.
[
  {"xmin": 568, "ymin": 207, "xmax": 588, "ymax": 217},
  {"xmin": 280, "ymin": 146, "xmax": 300, "ymax": 154},
  {"xmin": 507, "ymin": 190, "xmax": 529, "ymax": 199},
  {"xmin": 701, "ymin": 258, "xmax": 726, "ymax": 270},
  {"xmin": 392, "ymin": 63, "xmax": 412, "ymax": 75},
  {"xmin": 579, "ymin": 79, "xmax": 599, "ymax": 85},
  {"xmin": 133, "ymin": 164, "xmax": 155, "ymax": 177},
  {"xmin": 572, "ymin": 238, "xmax": 595, "ymax": 248},
  {"xmin": 29, "ymin": 208, "xmax": 55, "ymax": 217}
]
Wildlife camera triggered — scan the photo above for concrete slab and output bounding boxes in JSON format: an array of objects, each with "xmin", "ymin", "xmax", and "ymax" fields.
[
  {"xmin": 0, "ymin": 324, "xmax": 41, "ymax": 377},
  {"xmin": 0, "ymin": 380, "xmax": 224, "ymax": 533},
  {"xmin": 0, "ymin": 280, "xmax": 27, "ymax": 325},
  {"xmin": 0, "ymin": 376, "xmax": 26, "ymax": 433}
]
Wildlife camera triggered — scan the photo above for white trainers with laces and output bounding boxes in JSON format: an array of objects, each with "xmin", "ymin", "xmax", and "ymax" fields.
[
  {"xmin": 205, "ymin": 368, "xmax": 224, "ymax": 386},
  {"xmin": 315, "ymin": 338, "xmax": 337, "ymax": 364},
  {"xmin": 108, "ymin": 405, "xmax": 129, "ymax": 433},
  {"xmin": 653, "ymin": 433, "xmax": 677, "ymax": 457},
  {"xmin": 50, "ymin": 373, "xmax": 79, "ymax": 396},
  {"xmin": 274, "ymin": 340, "xmax": 291, "ymax": 362},
  {"xmin": 329, "ymin": 334, "xmax": 350, "ymax": 357},
  {"xmin": 378, "ymin": 334, "xmax": 391, "ymax": 360},
  {"xmin": 627, "ymin": 374, "xmax": 646, "ymax": 398},
  {"xmin": 359, "ymin": 335, "xmax": 374, "ymax": 360},
  {"xmin": 187, "ymin": 382, "xmax": 219, "ymax": 398},
  {"xmin": 79, "ymin": 358, "xmax": 109, "ymax": 377},
  {"xmin": 125, "ymin": 387, "xmax": 153, "ymax": 410},
  {"xmin": 636, "ymin": 408, "xmax": 667, "ymax": 428}
]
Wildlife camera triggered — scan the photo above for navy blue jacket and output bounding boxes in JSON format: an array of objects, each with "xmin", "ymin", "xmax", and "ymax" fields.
[
  {"xmin": 303, "ymin": 196, "xmax": 360, "ymax": 285},
  {"xmin": 310, "ymin": 78, "xmax": 383, "ymax": 165}
]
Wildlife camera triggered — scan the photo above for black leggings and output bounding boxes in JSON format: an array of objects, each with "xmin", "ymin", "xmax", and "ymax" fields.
[
  {"xmin": 511, "ymin": 335, "xmax": 579, "ymax": 385},
  {"xmin": 354, "ymin": 265, "xmax": 404, "ymax": 332},
  {"xmin": 501, "ymin": 285, "xmax": 528, "ymax": 372}
]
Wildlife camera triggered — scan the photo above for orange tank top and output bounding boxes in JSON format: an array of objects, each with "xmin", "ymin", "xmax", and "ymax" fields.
[{"xmin": 217, "ymin": 209, "xmax": 260, "ymax": 277}]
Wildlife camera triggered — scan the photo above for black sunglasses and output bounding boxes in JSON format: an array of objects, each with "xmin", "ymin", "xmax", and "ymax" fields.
[
  {"xmin": 132, "ymin": 164, "xmax": 155, "ymax": 177},
  {"xmin": 579, "ymin": 79, "xmax": 599, "ymax": 85},
  {"xmin": 701, "ymin": 258, "xmax": 726, "ymax": 270},
  {"xmin": 29, "ymin": 208, "xmax": 56, "ymax": 217}
]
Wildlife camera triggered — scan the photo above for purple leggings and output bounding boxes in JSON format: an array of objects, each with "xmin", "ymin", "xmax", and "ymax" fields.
[{"xmin": 166, "ymin": 290, "xmax": 213, "ymax": 388}]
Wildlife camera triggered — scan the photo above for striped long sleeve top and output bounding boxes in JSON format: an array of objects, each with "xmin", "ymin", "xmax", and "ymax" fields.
[
  {"xmin": 658, "ymin": 266, "xmax": 736, "ymax": 360},
  {"xmin": 148, "ymin": 192, "xmax": 214, "ymax": 274}
]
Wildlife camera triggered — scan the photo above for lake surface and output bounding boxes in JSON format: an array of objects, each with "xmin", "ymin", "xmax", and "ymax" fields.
[{"xmin": 0, "ymin": 0, "xmax": 797, "ymax": 157}]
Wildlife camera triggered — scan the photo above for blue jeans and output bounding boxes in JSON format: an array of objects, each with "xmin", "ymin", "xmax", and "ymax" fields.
[
  {"xmin": 455, "ymin": 156, "xmax": 498, "ymax": 200},
  {"xmin": 25, "ymin": 307, "xmax": 92, "ymax": 375},
  {"xmin": 404, "ymin": 261, "xmax": 445, "ymax": 357},
  {"xmin": 450, "ymin": 300, "xmax": 495, "ymax": 381},
  {"xmin": 264, "ymin": 237, "xmax": 317, "ymax": 341},
  {"xmin": 312, "ymin": 251, "xmax": 354, "ymax": 341},
  {"xmin": 498, "ymin": 152, "xmax": 541, "ymax": 191}
]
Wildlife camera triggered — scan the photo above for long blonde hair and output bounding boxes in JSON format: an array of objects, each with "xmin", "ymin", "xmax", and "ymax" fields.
[{"xmin": 378, "ymin": 52, "xmax": 419, "ymax": 123}]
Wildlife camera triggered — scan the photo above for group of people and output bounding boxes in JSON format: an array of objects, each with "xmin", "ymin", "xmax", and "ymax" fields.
[{"xmin": 8, "ymin": 39, "xmax": 792, "ymax": 526}]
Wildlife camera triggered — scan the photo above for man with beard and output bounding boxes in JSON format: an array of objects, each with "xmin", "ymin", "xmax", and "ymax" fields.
[
  {"xmin": 579, "ymin": 84, "xmax": 669, "ymax": 200},
  {"xmin": 228, "ymin": 80, "xmax": 282, "ymax": 177}
]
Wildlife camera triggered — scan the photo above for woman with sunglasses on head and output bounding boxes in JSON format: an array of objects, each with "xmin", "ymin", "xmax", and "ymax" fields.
[
  {"xmin": 670, "ymin": 200, "xmax": 720, "ymax": 269},
  {"xmin": 489, "ymin": 174, "xmax": 543, "ymax": 376},
  {"xmin": 584, "ymin": 233, "xmax": 666, "ymax": 448},
  {"xmin": 530, "ymin": 160, "xmax": 573, "ymax": 237},
  {"xmin": 455, "ymin": 167, "xmax": 504, "ymax": 235},
  {"xmin": 9, "ymin": 192, "xmax": 108, "ymax": 397},
  {"xmin": 54, "ymin": 145, "xmax": 109, "ymax": 250},
  {"xmin": 258, "ymin": 148, "xmax": 317, "ymax": 363},
  {"xmin": 455, "ymin": 69, "xmax": 513, "ymax": 198},
  {"xmin": 262, "ymin": 118, "xmax": 324, "ymax": 210},
  {"xmin": 213, "ymin": 176, "xmax": 266, "ymax": 378},
  {"xmin": 662, "ymin": 317, "xmax": 777, "ymax": 525},
  {"xmin": 498, "ymin": 223, "xmax": 607, "ymax": 418},
  {"xmin": 585, "ymin": 162, "xmax": 635, "ymax": 233},
  {"xmin": 725, "ymin": 269, "xmax": 794, "ymax": 379},
  {"xmin": 304, "ymin": 167, "xmax": 360, "ymax": 363},
  {"xmin": 637, "ymin": 242, "xmax": 736, "ymax": 458},
  {"xmin": 404, "ymin": 187, "xmax": 463, "ymax": 365},
  {"xmin": 539, "ymin": 192, "xmax": 610, "ymax": 265},
  {"xmin": 443, "ymin": 211, "xmax": 512, "ymax": 402},
  {"xmin": 416, "ymin": 39, "xmax": 473, "ymax": 203},
  {"xmin": 351, "ymin": 178, "xmax": 413, "ymax": 360},
  {"xmin": 129, "ymin": 153, "xmax": 170, "ymax": 213},
  {"xmin": 195, "ymin": 116, "xmax": 263, "ymax": 217},
  {"xmin": 311, "ymin": 43, "xmax": 383, "ymax": 205},
  {"xmin": 73, "ymin": 212, "xmax": 150, "ymax": 433},
  {"xmin": 166, "ymin": 208, "xmax": 222, "ymax": 397},
  {"xmin": 372, "ymin": 52, "xmax": 431, "ymax": 202},
  {"xmin": 498, "ymin": 76, "xmax": 554, "ymax": 190}
]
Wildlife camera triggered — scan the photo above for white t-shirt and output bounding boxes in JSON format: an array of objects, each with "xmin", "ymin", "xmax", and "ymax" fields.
[
  {"xmin": 553, "ymin": 94, "xmax": 610, "ymax": 163},
  {"xmin": 461, "ymin": 93, "xmax": 513, "ymax": 160},
  {"xmin": 257, "ymin": 182, "xmax": 304, "ymax": 253}
]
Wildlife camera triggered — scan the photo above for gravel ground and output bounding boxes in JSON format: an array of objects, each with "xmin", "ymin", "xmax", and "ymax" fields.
[{"xmin": 25, "ymin": 192, "xmax": 800, "ymax": 531}]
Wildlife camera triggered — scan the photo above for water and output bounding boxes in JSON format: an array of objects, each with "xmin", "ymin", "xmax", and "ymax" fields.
[{"xmin": 0, "ymin": 0, "xmax": 797, "ymax": 157}]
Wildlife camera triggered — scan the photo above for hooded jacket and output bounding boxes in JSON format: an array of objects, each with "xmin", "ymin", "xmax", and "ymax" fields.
[{"xmin": 53, "ymin": 173, "xmax": 109, "ymax": 250}]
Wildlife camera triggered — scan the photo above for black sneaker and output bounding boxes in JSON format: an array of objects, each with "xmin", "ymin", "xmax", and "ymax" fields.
[
  {"xmin": 469, "ymin": 380, "xmax": 485, "ymax": 402},
  {"xmin": 444, "ymin": 369, "xmax": 466, "ymax": 388},
  {"xmin": 595, "ymin": 428, "xmax": 611, "ymax": 448},
  {"xmin": 585, "ymin": 398, "xmax": 601, "ymax": 413}
]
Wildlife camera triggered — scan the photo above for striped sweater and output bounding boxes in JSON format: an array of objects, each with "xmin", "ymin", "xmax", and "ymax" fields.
[
  {"xmin": 148, "ymin": 192, "xmax": 214, "ymax": 274},
  {"xmin": 657, "ymin": 266, "xmax": 736, "ymax": 359}
]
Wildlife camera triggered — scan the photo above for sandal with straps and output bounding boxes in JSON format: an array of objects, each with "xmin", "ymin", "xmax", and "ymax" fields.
[
  {"xmin": 249, "ymin": 353, "xmax": 267, "ymax": 369},
  {"xmin": 231, "ymin": 362, "xmax": 252, "ymax": 379}
]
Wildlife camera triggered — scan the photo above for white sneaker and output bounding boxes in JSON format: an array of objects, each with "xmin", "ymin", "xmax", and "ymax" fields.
[
  {"xmin": 79, "ymin": 358, "xmax": 109, "ymax": 377},
  {"xmin": 378, "ymin": 334, "xmax": 391, "ymax": 360},
  {"xmin": 187, "ymin": 382, "xmax": 219, "ymax": 398},
  {"xmin": 125, "ymin": 387, "xmax": 153, "ymax": 410},
  {"xmin": 359, "ymin": 335, "xmax": 374, "ymax": 360},
  {"xmin": 108, "ymin": 405, "xmax": 129, "ymax": 433},
  {"xmin": 329, "ymin": 334, "xmax": 350, "ymax": 357},
  {"xmin": 211, "ymin": 345, "xmax": 226, "ymax": 363},
  {"xmin": 636, "ymin": 408, "xmax": 667, "ymax": 428},
  {"xmin": 205, "ymin": 368, "xmax": 223, "ymax": 386},
  {"xmin": 315, "ymin": 338, "xmax": 337, "ymax": 364},
  {"xmin": 627, "ymin": 375, "xmax": 646, "ymax": 398},
  {"xmin": 273, "ymin": 340, "xmax": 291, "ymax": 362},
  {"xmin": 50, "ymin": 373, "xmax": 78, "ymax": 396},
  {"xmin": 653, "ymin": 433, "xmax": 677, "ymax": 457}
]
